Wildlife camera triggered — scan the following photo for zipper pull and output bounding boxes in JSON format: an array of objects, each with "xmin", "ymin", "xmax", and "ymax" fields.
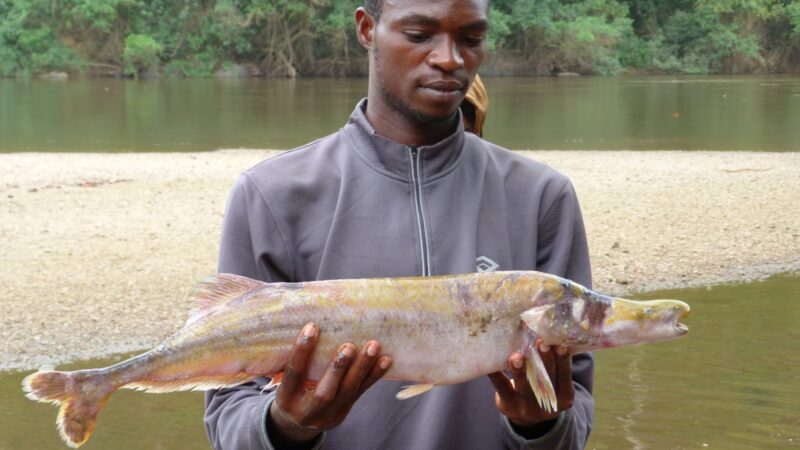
[{"xmin": 410, "ymin": 146, "xmax": 418, "ymax": 159}]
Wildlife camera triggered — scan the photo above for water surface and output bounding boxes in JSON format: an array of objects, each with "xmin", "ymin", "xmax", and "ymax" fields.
[
  {"xmin": 2, "ymin": 274, "xmax": 798, "ymax": 449},
  {"xmin": 1, "ymin": 76, "xmax": 799, "ymax": 152},
  {"xmin": 588, "ymin": 273, "xmax": 800, "ymax": 449}
]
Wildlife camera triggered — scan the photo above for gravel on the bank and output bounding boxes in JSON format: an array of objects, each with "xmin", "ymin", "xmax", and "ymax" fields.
[{"xmin": 2, "ymin": 150, "xmax": 798, "ymax": 371}]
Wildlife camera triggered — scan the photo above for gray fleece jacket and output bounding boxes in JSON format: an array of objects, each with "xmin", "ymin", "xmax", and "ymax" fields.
[{"xmin": 205, "ymin": 99, "xmax": 594, "ymax": 450}]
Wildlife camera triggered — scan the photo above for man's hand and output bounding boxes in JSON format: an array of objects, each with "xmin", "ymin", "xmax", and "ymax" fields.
[
  {"xmin": 487, "ymin": 339, "xmax": 575, "ymax": 431},
  {"xmin": 267, "ymin": 323, "xmax": 392, "ymax": 447}
]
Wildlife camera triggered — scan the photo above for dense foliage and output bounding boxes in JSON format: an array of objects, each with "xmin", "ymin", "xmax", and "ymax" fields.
[{"xmin": 1, "ymin": 0, "xmax": 799, "ymax": 77}]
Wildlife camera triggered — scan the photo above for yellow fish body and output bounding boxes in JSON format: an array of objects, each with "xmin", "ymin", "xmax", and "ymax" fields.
[{"xmin": 23, "ymin": 271, "xmax": 690, "ymax": 447}]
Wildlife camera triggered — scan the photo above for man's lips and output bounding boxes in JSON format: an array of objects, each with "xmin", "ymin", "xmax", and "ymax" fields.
[
  {"xmin": 422, "ymin": 80, "xmax": 465, "ymax": 92},
  {"xmin": 419, "ymin": 80, "xmax": 466, "ymax": 102}
]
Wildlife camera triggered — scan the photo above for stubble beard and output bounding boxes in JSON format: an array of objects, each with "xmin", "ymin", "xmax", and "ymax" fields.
[
  {"xmin": 379, "ymin": 83, "xmax": 455, "ymax": 125},
  {"xmin": 373, "ymin": 49, "xmax": 457, "ymax": 126}
]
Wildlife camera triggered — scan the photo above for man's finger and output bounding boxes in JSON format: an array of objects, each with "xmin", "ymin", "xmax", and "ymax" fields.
[
  {"xmin": 307, "ymin": 343, "xmax": 356, "ymax": 414},
  {"xmin": 487, "ymin": 371, "xmax": 515, "ymax": 402},
  {"xmin": 538, "ymin": 339, "xmax": 557, "ymax": 382},
  {"xmin": 508, "ymin": 352, "xmax": 534, "ymax": 400},
  {"xmin": 338, "ymin": 341, "xmax": 381, "ymax": 396},
  {"xmin": 555, "ymin": 347, "xmax": 575, "ymax": 409},
  {"xmin": 354, "ymin": 356, "xmax": 392, "ymax": 398},
  {"xmin": 278, "ymin": 323, "xmax": 318, "ymax": 402}
]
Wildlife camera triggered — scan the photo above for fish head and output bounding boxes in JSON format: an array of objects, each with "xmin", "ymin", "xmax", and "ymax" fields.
[
  {"xmin": 520, "ymin": 289, "xmax": 690, "ymax": 351},
  {"xmin": 598, "ymin": 298, "xmax": 691, "ymax": 348}
]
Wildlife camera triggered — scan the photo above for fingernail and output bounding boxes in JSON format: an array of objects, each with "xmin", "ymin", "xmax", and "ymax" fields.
[
  {"xmin": 341, "ymin": 346, "xmax": 354, "ymax": 358},
  {"xmin": 366, "ymin": 342, "xmax": 377, "ymax": 357},
  {"xmin": 557, "ymin": 346, "xmax": 568, "ymax": 356},
  {"xmin": 379, "ymin": 358, "xmax": 391, "ymax": 370},
  {"xmin": 539, "ymin": 342, "xmax": 550, "ymax": 353},
  {"xmin": 512, "ymin": 358, "xmax": 523, "ymax": 369},
  {"xmin": 299, "ymin": 323, "xmax": 316, "ymax": 344}
]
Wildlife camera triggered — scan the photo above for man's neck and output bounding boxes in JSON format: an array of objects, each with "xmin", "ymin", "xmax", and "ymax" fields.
[{"xmin": 364, "ymin": 99, "xmax": 459, "ymax": 147}]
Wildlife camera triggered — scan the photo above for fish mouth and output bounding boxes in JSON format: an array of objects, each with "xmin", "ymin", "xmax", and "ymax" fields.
[{"xmin": 674, "ymin": 301, "xmax": 690, "ymax": 335}]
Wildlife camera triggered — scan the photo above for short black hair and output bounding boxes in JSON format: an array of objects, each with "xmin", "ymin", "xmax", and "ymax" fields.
[
  {"xmin": 364, "ymin": 0, "xmax": 383, "ymax": 21},
  {"xmin": 364, "ymin": 0, "xmax": 490, "ymax": 22}
]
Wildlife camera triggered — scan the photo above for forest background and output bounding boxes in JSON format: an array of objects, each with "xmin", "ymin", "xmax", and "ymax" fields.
[{"xmin": 1, "ymin": 0, "xmax": 800, "ymax": 78}]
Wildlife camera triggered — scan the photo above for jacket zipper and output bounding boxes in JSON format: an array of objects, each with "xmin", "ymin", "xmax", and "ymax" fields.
[{"xmin": 408, "ymin": 146, "xmax": 430, "ymax": 276}]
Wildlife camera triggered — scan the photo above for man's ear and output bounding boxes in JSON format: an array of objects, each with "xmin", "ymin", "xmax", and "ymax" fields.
[{"xmin": 355, "ymin": 7, "xmax": 375, "ymax": 50}]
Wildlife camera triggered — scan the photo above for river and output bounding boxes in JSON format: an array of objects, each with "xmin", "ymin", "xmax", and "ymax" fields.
[
  {"xmin": 2, "ymin": 75, "xmax": 798, "ymax": 448},
  {"xmin": 1, "ymin": 76, "xmax": 799, "ymax": 152}
]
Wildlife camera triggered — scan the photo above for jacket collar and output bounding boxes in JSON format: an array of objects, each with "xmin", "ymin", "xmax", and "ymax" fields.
[{"xmin": 343, "ymin": 98, "xmax": 466, "ymax": 182}]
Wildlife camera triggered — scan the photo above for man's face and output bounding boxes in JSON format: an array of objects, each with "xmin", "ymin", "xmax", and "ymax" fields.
[{"xmin": 368, "ymin": 0, "xmax": 489, "ymax": 124}]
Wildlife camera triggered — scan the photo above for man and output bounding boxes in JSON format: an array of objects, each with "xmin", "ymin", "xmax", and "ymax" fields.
[{"xmin": 205, "ymin": 0, "xmax": 594, "ymax": 449}]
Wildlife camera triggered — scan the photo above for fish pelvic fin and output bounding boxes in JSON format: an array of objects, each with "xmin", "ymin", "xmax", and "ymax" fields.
[
  {"xmin": 259, "ymin": 372, "xmax": 318, "ymax": 394},
  {"xmin": 186, "ymin": 274, "xmax": 267, "ymax": 325},
  {"xmin": 22, "ymin": 370, "xmax": 115, "ymax": 448},
  {"xmin": 523, "ymin": 339, "xmax": 558, "ymax": 414},
  {"xmin": 395, "ymin": 383, "xmax": 435, "ymax": 400},
  {"xmin": 261, "ymin": 372, "xmax": 284, "ymax": 393}
]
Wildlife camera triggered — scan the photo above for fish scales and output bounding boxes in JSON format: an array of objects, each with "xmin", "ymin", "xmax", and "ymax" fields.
[
  {"xmin": 163, "ymin": 272, "xmax": 541, "ymax": 384},
  {"xmin": 22, "ymin": 270, "xmax": 690, "ymax": 448}
]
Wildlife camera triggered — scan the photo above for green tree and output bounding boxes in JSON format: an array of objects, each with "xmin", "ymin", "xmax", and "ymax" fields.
[
  {"xmin": 490, "ymin": 0, "xmax": 633, "ymax": 75},
  {"xmin": 1, "ymin": 0, "xmax": 800, "ymax": 77},
  {"xmin": 0, "ymin": 0, "xmax": 82, "ymax": 76},
  {"xmin": 123, "ymin": 33, "xmax": 162, "ymax": 77}
]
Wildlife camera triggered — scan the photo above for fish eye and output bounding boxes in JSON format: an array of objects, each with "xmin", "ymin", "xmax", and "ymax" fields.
[{"xmin": 645, "ymin": 307, "xmax": 653, "ymax": 314}]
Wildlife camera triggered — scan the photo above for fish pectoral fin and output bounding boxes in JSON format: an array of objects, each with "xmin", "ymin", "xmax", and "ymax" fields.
[
  {"xmin": 523, "ymin": 342, "xmax": 558, "ymax": 414},
  {"xmin": 395, "ymin": 383, "xmax": 435, "ymax": 400}
]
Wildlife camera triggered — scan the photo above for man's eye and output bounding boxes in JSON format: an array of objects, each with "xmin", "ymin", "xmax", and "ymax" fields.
[
  {"xmin": 463, "ymin": 35, "xmax": 485, "ymax": 47},
  {"xmin": 404, "ymin": 31, "xmax": 430, "ymax": 43}
]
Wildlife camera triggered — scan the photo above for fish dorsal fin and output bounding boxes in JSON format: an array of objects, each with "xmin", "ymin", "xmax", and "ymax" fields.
[{"xmin": 186, "ymin": 274, "xmax": 267, "ymax": 324}]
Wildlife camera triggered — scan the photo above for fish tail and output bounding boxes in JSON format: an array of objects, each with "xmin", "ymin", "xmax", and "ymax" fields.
[{"xmin": 22, "ymin": 370, "xmax": 116, "ymax": 448}]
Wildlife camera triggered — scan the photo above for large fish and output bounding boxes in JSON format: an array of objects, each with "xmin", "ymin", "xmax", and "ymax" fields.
[{"xmin": 23, "ymin": 271, "xmax": 690, "ymax": 447}]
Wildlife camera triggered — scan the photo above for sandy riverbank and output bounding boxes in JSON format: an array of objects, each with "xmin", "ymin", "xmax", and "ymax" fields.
[{"xmin": 2, "ymin": 150, "xmax": 799, "ymax": 371}]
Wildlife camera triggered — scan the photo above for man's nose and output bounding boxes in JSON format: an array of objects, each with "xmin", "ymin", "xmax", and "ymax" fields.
[{"xmin": 427, "ymin": 36, "xmax": 464, "ymax": 72}]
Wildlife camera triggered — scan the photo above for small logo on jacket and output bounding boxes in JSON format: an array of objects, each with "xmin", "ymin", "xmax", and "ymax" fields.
[{"xmin": 476, "ymin": 256, "xmax": 499, "ymax": 273}]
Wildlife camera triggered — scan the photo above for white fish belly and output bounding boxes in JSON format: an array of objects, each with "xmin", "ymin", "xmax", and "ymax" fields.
[{"xmin": 303, "ymin": 314, "xmax": 521, "ymax": 385}]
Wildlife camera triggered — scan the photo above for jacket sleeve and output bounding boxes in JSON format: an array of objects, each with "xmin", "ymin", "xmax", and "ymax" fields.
[
  {"xmin": 204, "ymin": 174, "xmax": 324, "ymax": 450},
  {"xmin": 499, "ymin": 178, "xmax": 595, "ymax": 449}
]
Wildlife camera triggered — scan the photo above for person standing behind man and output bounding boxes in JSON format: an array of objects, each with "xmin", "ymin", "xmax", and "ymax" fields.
[
  {"xmin": 461, "ymin": 74, "xmax": 488, "ymax": 137},
  {"xmin": 205, "ymin": 0, "xmax": 595, "ymax": 449}
]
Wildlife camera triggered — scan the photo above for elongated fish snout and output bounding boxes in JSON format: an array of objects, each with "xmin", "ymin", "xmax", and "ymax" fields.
[
  {"xmin": 642, "ymin": 298, "xmax": 691, "ymax": 338},
  {"xmin": 598, "ymin": 297, "xmax": 692, "ymax": 348}
]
